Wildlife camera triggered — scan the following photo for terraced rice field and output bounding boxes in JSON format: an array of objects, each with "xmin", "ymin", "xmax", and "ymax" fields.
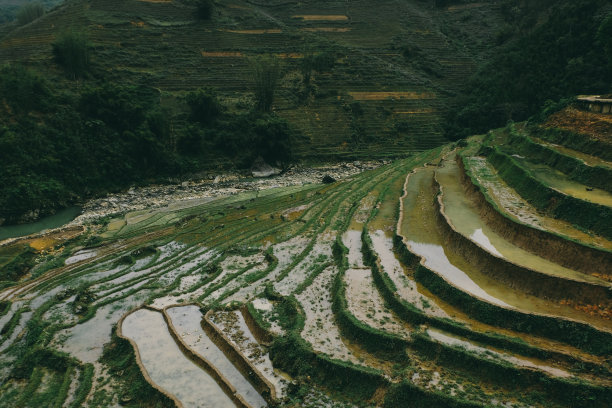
[
  {"xmin": 0, "ymin": 127, "xmax": 611, "ymax": 407},
  {"xmin": 0, "ymin": 0, "xmax": 508, "ymax": 161}
]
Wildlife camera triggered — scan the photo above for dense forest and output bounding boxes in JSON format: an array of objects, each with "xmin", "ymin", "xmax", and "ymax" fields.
[
  {"xmin": 446, "ymin": 0, "xmax": 612, "ymax": 138},
  {"xmin": 0, "ymin": 63, "xmax": 294, "ymax": 224}
]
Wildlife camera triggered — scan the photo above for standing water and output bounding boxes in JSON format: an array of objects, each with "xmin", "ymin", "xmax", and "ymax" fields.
[
  {"xmin": 121, "ymin": 308, "xmax": 236, "ymax": 408},
  {"xmin": 0, "ymin": 206, "xmax": 81, "ymax": 240}
]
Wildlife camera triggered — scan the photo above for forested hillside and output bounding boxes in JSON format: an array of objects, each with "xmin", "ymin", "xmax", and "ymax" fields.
[{"xmin": 0, "ymin": 0, "xmax": 610, "ymax": 223}]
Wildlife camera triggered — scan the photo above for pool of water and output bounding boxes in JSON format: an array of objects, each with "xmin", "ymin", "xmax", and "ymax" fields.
[
  {"xmin": 0, "ymin": 206, "xmax": 81, "ymax": 240},
  {"xmin": 121, "ymin": 308, "xmax": 236, "ymax": 408},
  {"xmin": 166, "ymin": 306, "xmax": 266, "ymax": 408}
]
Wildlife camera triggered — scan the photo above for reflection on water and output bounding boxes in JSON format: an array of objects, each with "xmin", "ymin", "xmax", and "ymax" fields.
[
  {"xmin": 438, "ymin": 156, "xmax": 608, "ymax": 285},
  {"xmin": 469, "ymin": 229, "xmax": 503, "ymax": 257},
  {"xmin": 0, "ymin": 206, "xmax": 81, "ymax": 240},
  {"xmin": 167, "ymin": 306, "xmax": 266, "ymax": 408},
  {"xmin": 122, "ymin": 308, "xmax": 236, "ymax": 408},
  {"xmin": 408, "ymin": 241, "xmax": 511, "ymax": 308}
]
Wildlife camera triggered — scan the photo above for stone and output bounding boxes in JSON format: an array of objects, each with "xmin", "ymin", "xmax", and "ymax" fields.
[
  {"xmin": 322, "ymin": 175, "xmax": 336, "ymax": 184},
  {"xmin": 251, "ymin": 156, "xmax": 281, "ymax": 178}
]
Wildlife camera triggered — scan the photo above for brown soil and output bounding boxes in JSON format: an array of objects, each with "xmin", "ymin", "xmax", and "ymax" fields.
[
  {"xmin": 349, "ymin": 91, "xmax": 436, "ymax": 101},
  {"xmin": 201, "ymin": 51, "xmax": 243, "ymax": 57},
  {"xmin": 543, "ymin": 107, "xmax": 612, "ymax": 143},
  {"xmin": 221, "ymin": 29, "xmax": 282, "ymax": 34},
  {"xmin": 300, "ymin": 27, "xmax": 351, "ymax": 32},
  {"xmin": 292, "ymin": 15, "xmax": 349, "ymax": 21}
]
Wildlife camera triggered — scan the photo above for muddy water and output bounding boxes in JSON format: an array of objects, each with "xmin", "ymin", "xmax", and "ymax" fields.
[
  {"xmin": 55, "ymin": 299, "xmax": 141, "ymax": 363},
  {"xmin": 342, "ymin": 230, "xmax": 365, "ymax": 268},
  {"xmin": 121, "ymin": 308, "xmax": 236, "ymax": 408},
  {"xmin": 426, "ymin": 329, "xmax": 570, "ymax": 378},
  {"xmin": 465, "ymin": 156, "xmax": 612, "ymax": 250},
  {"xmin": 166, "ymin": 306, "xmax": 266, "ymax": 408},
  {"xmin": 400, "ymin": 166, "xmax": 612, "ymax": 328},
  {"xmin": 369, "ymin": 230, "xmax": 448, "ymax": 318},
  {"xmin": 408, "ymin": 241, "xmax": 511, "ymax": 307},
  {"xmin": 437, "ymin": 156, "xmax": 608, "ymax": 285},
  {"xmin": 64, "ymin": 249, "xmax": 98, "ymax": 265},
  {"xmin": 515, "ymin": 157, "xmax": 612, "ymax": 206},
  {"xmin": 400, "ymin": 167, "xmax": 510, "ymax": 307},
  {"xmin": 533, "ymin": 137, "xmax": 612, "ymax": 169}
]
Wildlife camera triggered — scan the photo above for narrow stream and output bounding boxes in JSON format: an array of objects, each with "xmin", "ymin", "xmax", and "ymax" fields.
[{"xmin": 0, "ymin": 206, "xmax": 81, "ymax": 240}]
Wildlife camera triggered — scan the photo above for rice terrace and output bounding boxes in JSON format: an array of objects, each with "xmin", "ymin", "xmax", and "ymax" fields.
[{"xmin": 0, "ymin": 0, "xmax": 611, "ymax": 407}]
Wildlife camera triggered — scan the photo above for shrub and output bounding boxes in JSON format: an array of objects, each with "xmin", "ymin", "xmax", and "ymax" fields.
[
  {"xmin": 251, "ymin": 55, "xmax": 281, "ymax": 112},
  {"xmin": 0, "ymin": 64, "xmax": 50, "ymax": 114},
  {"xmin": 186, "ymin": 88, "xmax": 222, "ymax": 124},
  {"xmin": 196, "ymin": 0, "xmax": 214, "ymax": 20},
  {"xmin": 52, "ymin": 30, "xmax": 90, "ymax": 78}
]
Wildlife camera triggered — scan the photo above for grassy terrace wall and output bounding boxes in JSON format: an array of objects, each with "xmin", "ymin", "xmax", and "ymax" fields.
[
  {"xmin": 413, "ymin": 257, "xmax": 612, "ymax": 356},
  {"xmin": 358, "ymin": 228, "xmax": 612, "ymax": 407},
  {"xmin": 508, "ymin": 131, "xmax": 612, "ymax": 193},
  {"xmin": 531, "ymin": 126, "xmax": 612, "ymax": 162},
  {"xmin": 201, "ymin": 309, "xmax": 276, "ymax": 402},
  {"xmin": 267, "ymin": 295, "xmax": 388, "ymax": 401},
  {"xmin": 115, "ymin": 309, "xmax": 182, "ymax": 408},
  {"xmin": 456, "ymin": 151, "xmax": 612, "ymax": 279},
  {"xmin": 486, "ymin": 146, "xmax": 612, "ymax": 240},
  {"xmin": 331, "ymin": 237, "xmax": 411, "ymax": 357},
  {"xmin": 434, "ymin": 177, "xmax": 611, "ymax": 306}
]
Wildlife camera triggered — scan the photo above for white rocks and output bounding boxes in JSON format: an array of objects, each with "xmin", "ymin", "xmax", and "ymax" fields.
[{"xmin": 72, "ymin": 161, "xmax": 383, "ymax": 225}]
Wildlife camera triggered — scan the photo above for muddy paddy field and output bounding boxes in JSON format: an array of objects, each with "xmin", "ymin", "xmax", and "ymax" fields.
[{"xmin": 0, "ymin": 127, "xmax": 611, "ymax": 407}]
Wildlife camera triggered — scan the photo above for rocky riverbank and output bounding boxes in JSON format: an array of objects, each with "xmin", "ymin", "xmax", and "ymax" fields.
[{"xmin": 71, "ymin": 161, "xmax": 385, "ymax": 225}]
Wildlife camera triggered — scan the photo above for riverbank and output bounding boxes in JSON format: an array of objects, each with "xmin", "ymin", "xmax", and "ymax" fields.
[{"xmin": 1, "ymin": 160, "xmax": 385, "ymax": 246}]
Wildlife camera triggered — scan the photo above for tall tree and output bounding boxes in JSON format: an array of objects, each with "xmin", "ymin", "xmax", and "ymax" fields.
[{"xmin": 251, "ymin": 55, "xmax": 281, "ymax": 112}]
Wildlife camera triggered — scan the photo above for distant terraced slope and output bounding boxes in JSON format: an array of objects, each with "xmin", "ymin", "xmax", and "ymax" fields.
[
  {"xmin": 0, "ymin": 113, "xmax": 611, "ymax": 407},
  {"xmin": 0, "ymin": 0, "xmax": 506, "ymax": 159}
]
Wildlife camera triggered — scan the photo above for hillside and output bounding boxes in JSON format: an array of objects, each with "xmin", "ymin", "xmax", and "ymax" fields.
[
  {"xmin": 2, "ymin": 0, "xmax": 610, "ymax": 224},
  {"xmin": 0, "ymin": 106, "xmax": 611, "ymax": 407},
  {"xmin": 0, "ymin": 0, "xmax": 507, "ymax": 155}
]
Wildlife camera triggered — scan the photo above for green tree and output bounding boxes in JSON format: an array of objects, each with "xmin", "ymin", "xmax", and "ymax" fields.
[
  {"xmin": 186, "ymin": 88, "xmax": 222, "ymax": 124},
  {"xmin": 300, "ymin": 51, "xmax": 335, "ymax": 86},
  {"xmin": 16, "ymin": 2, "xmax": 44, "ymax": 26},
  {"xmin": 52, "ymin": 30, "xmax": 90, "ymax": 78},
  {"xmin": 254, "ymin": 115, "xmax": 293, "ymax": 167},
  {"xmin": 597, "ymin": 14, "xmax": 612, "ymax": 64},
  {"xmin": 251, "ymin": 56, "xmax": 281, "ymax": 112},
  {"xmin": 196, "ymin": 0, "xmax": 214, "ymax": 20},
  {"xmin": 0, "ymin": 65, "xmax": 50, "ymax": 114}
]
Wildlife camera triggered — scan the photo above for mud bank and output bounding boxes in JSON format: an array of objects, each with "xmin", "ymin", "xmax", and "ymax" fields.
[
  {"xmin": 457, "ymin": 153, "xmax": 612, "ymax": 279},
  {"xmin": 163, "ymin": 305, "xmax": 262, "ymax": 408},
  {"xmin": 434, "ymin": 171, "xmax": 611, "ymax": 308},
  {"xmin": 202, "ymin": 310, "xmax": 277, "ymax": 402},
  {"xmin": 486, "ymin": 146, "xmax": 612, "ymax": 240}
]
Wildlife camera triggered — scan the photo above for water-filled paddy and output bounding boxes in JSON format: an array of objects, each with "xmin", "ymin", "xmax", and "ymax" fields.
[{"xmin": 121, "ymin": 308, "xmax": 236, "ymax": 408}]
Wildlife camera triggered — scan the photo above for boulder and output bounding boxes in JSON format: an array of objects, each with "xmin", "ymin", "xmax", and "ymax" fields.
[
  {"xmin": 322, "ymin": 175, "xmax": 336, "ymax": 184},
  {"xmin": 251, "ymin": 156, "xmax": 281, "ymax": 178}
]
